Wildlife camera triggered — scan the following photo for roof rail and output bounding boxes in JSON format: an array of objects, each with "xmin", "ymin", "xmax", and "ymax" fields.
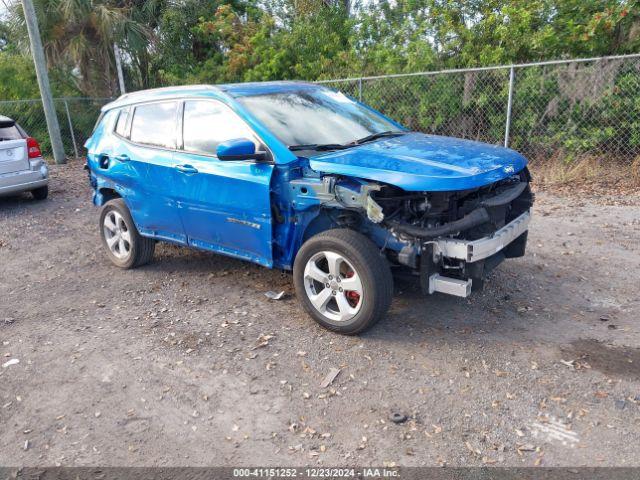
[{"xmin": 115, "ymin": 84, "xmax": 218, "ymax": 102}]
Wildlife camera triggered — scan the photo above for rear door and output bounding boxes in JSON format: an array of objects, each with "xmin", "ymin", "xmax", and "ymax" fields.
[
  {"xmin": 126, "ymin": 101, "xmax": 186, "ymax": 243},
  {"xmin": 0, "ymin": 123, "xmax": 28, "ymax": 175}
]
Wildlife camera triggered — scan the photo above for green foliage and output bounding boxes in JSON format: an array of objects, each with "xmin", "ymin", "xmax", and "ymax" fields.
[
  {"xmin": 1, "ymin": 0, "xmax": 639, "ymax": 160},
  {"xmin": 3, "ymin": 0, "xmax": 638, "ymax": 92},
  {"xmin": 4, "ymin": 0, "xmax": 151, "ymax": 96},
  {"xmin": 0, "ymin": 51, "xmax": 93, "ymax": 156},
  {"xmin": 0, "ymin": 52, "xmax": 39, "ymax": 99}
]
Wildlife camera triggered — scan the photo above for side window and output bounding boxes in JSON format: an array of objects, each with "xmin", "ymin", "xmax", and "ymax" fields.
[
  {"xmin": 91, "ymin": 109, "xmax": 118, "ymax": 138},
  {"xmin": 130, "ymin": 102, "xmax": 178, "ymax": 149},
  {"xmin": 114, "ymin": 107, "xmax": 130, "ymax": 138},
  {"xmin": 182, "ymin": 100, "xmax": 257, "ymax": 156}
]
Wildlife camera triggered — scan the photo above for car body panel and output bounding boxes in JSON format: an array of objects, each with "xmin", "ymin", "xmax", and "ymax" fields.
[
  {"xmin": 0, "ymin": 139, "xmax": 29, "ymax": 175},
  {"xmin": 122, "ymin": 144, "xmax": 188, "ymax": 244},
  {"xmin": 0, "ymin": 169, "xmax": 48, "ymax": 195},
  {"xmin": 220, "ymin": 81, "xmax": 323, "ymax": 97},
  {"xmin": 87, "ymin": 107, "xmax": 188, "ymax": 244},
  {"xmin": 87, "ymin": 88, "xmax": 278, "ymax": 266},
  {"xmin": 86, "ymin": 81, "xmax": 530, "ymax": 273},
  {"xmin": 96, "ymin": 85, "xmax": 297, "ymax": 166},
  {"xmin": 0, "ymin": 121, "xmax": 48, "ymax": 197},
  {"xmin": 308, "ymin": 133, "xmax": 528, "ymax": 192},
  {"xmin": 171, "ymin": 151, "xmax": 274, "ymax": 267}
]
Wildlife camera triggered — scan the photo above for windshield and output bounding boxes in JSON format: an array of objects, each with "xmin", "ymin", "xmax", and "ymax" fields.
[{"xmin": 237, "ymin": 89, "xmax": 402, "ymax": 147}]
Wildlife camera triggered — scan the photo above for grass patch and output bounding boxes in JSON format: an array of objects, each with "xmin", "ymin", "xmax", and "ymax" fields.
[{"xmin": 530, "ymin": 154, "xmax": 640, "ymax": 196}]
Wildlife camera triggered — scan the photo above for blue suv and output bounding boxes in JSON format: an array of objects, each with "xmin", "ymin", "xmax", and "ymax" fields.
[{"xmin": 85, "ymin": 82, "xmax": 533, "ymax": 334}]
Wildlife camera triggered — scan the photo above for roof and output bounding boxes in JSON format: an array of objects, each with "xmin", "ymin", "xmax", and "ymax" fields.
[
  {"xmin": 104, "ymin": 85, "xmax": 217, "ymax": 110},
  {"xmin": 102, "ymin": 81, "xmax": 323, "ymax": 111},
  {"xmin": 218, "ymin": 80, "xmax": 321, "ymax": 97}
]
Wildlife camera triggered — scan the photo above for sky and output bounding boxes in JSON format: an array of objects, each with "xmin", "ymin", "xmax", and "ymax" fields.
[{"xmin": 0, "ymin": 0, "xmax": 11, "ymax": 20}]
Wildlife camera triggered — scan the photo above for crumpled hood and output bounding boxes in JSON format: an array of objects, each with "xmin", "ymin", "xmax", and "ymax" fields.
[{"xmin": 308, "ymin": 132, "xmax": 528, "ymax": 191}]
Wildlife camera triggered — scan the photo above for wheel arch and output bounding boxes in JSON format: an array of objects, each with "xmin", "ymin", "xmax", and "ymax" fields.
[
  {"xmin": 301, "ymin": 210, "xmax": 337, "ymax": 243},
  {"xmin": 97, "ymin": 187, "xmax": 122, "ymax": 205},
  {"xmin": 291, "ymin": 208, "xmax": 364, "ymax": 265},
  {"xmin": 97, "ymin": 189, "xmax": 146, "ymax": 236}
]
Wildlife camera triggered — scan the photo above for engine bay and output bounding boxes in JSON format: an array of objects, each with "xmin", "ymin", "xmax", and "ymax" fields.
[{"xmin": 371, "ymin": 168, "xmax": 534, "ymax": 242}]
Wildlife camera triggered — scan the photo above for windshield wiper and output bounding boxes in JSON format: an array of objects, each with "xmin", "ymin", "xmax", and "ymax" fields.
[
  {"xmin": 288, "ymin": 131, "xmax": 409, "ymax": 152},
  {"xmin": 288, "ymin": 143, "xmax": 351, "ymax": 152},
  {"xmin": 349, "ymin": 130, "xmax": 408, "ymax": 145}
]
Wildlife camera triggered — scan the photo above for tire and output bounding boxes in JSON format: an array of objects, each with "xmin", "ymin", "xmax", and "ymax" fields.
[
  {"xmin": 31, "ymin": 185, "xmax": 48, "ymax": 200},
  {"xmin": 99, "ymin": 198, "xmax": 155, "ymax": 269},
  {"xmin": 293, "ymin": 229, "xmax": 393, "ymax": 335}
]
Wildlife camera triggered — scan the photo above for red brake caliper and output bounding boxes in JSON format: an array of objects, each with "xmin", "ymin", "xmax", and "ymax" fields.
[{"xmin": 344, "ymin": 270, "xmax": 360, "ymax": 307}]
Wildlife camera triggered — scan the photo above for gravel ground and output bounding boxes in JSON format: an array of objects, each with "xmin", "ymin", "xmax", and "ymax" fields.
[{"xmin": 1, "ymin": 159, "xmax": 639, "ymax": 467}]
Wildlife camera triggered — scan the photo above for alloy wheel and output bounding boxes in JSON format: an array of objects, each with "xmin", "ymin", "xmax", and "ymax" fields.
[
  {"xmin": 303, "ymin": 250, "xmax": 364, "ymax": 322},
  {"xmin": 103, "ymin": 210, "xmax": 132, "ymax": 260}
]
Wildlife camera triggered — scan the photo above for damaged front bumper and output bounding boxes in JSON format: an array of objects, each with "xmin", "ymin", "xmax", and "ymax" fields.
[
  {"xmin": 433, "ymin": 211, "xmax": 530, "ymax": 263},
  {"xmin": 422, "ymin": 211, "xmax": 531, "ymax": 298}
]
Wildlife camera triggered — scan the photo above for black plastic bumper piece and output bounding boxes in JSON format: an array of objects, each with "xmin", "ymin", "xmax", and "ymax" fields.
[{"xmin": 389, "ymin": 207, "xmax": 491, "ymax": 239}]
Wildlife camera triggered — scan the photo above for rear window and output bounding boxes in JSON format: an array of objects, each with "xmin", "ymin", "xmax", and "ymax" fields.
[
  {"xmin": 115, "ymin": 108, "xmax": 130, "ymax": 138},
  {"xmin": 130, "ymin": 102, "xmax": 178, "ymax": 149},
  {"xmin": 0, "ymin": 125, "xmax": 22, "ymax": 141},
  {"xmin": 90, "ymin": 110, "xmax": 118, "ymax": 139}
]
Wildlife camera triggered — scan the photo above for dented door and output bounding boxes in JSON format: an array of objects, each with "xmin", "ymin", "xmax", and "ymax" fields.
[{"xmin": 172, "ymin": 150, "xmax": 274, "ymax": 267}]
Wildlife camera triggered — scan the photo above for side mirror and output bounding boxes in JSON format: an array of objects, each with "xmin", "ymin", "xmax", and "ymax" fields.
[{"xmin": 217, "ymin": 138, "xmax": 267, "ymax": 162}]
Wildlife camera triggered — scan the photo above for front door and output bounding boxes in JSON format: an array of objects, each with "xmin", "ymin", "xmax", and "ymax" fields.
[{"xmin": 173, "ymin": 100, "xmax": 274, "ymax": 267}]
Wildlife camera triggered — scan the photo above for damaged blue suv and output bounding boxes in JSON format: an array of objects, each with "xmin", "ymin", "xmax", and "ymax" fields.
[{"xmin": 85, "ymin": 82, "xmax": 533, "ymax": 334}]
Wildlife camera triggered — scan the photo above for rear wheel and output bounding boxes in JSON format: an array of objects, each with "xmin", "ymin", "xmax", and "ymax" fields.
[
  {"xmin": 293, "ymin": 229, "xmax": 393, "ymax": 335},
  {"xmin": 99, "ymin": 198, "xmax": 155, "ymax": 269},
  {"xmin": 31, "ymin": 185, "xmax": 48, "ymax": 200}
]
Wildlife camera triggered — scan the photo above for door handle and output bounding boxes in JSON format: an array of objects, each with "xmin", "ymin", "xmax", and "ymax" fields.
[
  {"xmin": 114, "ymin": 154, "xmax": 130, "ymax": 162},
  {"xmin": 175, "ymin": 164, "xmax": 199, "ymax": 174}
]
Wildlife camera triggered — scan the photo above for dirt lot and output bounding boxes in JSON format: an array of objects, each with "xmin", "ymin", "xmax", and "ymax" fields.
[{"xmin": 1, "ymin": 160, "xmax": 639, "ymax": 467}]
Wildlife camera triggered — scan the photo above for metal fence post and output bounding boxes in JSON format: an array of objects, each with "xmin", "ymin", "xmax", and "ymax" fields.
[
  {"xmin": 64, "ymin": 100, "xmax": 79, "ymax": 158},
  {"xmin": 358, "ymin": 77, "xmax": 363, "ymax": 102},
  {"xmin": 504, "ymin": 66, "xmax": 515, "ymax": 148}
]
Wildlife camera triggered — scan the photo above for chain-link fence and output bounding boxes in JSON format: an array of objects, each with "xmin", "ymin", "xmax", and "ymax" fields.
[
  {"xmin": 0, "ymin": 97, "xmax": 112, "ymax": 158},
  {"xmin": 319, "ymin": 54, "xmax": 640, "ymax": 164},
  {"xmin": 1, "ymin": 54, "xmax": 639, "ymax": 164}
]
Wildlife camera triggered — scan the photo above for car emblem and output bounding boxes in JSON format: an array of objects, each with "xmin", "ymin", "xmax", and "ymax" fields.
[
  {"xmin": 503, "ymin": 165, "xmax": 514, "ymax": 174},
  {"xmin": 6, "ymin": 149, "xmax": 13, "ymax": 157}
]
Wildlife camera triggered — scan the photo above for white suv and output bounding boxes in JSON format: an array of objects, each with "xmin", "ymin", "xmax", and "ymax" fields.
[{"xmin": 0, "ymin": 115, "xmax": 49, "ymax": 200}]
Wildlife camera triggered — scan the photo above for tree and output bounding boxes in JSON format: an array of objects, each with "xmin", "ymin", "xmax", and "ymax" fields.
[
  {"xmin": 6, "ymin": 0, "xmax": 150, "ymax": 96},
  {"xmin": 0, "ymin": 51, "xmax": 39, "ymax": 98},
  {"xmin": 4, "ymin": 0, "xmax": 639, "ymax": 94}
]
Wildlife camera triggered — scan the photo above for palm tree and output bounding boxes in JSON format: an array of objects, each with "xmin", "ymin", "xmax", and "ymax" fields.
[{"xmin": 8, "ymin": 0, "xmax": 150, "ymax": 96}]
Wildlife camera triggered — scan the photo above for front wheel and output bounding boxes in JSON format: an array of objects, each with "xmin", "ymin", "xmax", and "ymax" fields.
[{"xmin": 293, "ymin": 229, "xmax": 393, "ymax": 335}]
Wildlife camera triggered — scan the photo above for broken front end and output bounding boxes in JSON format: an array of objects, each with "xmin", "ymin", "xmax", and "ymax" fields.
[
  {"xmin": 371, "ymin": 169, "xmax": 534, "ymax": 297},
  {"xmin": 283, "ymin": 167, "xmax": 533, "ymax": 298}
]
